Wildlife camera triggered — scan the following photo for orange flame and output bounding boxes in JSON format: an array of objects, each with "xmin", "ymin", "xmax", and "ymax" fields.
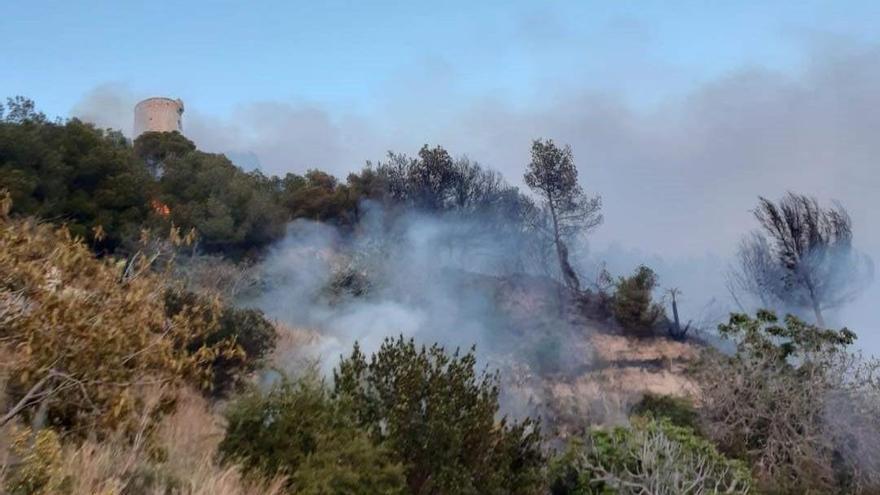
[{"xmin": 150, "ymin": 199, "xmax": 171, "ymax": 218}]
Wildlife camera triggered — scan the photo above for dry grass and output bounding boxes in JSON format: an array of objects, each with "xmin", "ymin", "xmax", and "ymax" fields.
[
  {"xmin": 0, "ymin": 387, "xmax": 285, "ymax": 495},
  {"xmin": 551, "ymin": 367, "xmax": 698, "ymax": 415},
  {"xmin": 590, "ymin": 332, "xmax": 699, "ymax": 363},
  {"xmin": 149, "ymin": 388, "xmax": 286, "ymax": 494},
  {"xmin": 0, "ymin": 347, "xmax": 13, "ymax": 477}
]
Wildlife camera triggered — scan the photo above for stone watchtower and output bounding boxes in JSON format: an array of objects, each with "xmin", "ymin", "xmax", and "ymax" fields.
[{"xmin": 133, "ymin": 97, "xmax": 184, "ymax": 138}]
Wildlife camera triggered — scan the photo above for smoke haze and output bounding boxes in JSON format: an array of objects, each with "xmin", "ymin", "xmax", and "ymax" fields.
[
  {"xmin": 247, "ymin": 203, "xmax": 547, "ymax": 366},
  {"xmin": 70, "ymin": 39, "xmax": 879, "ymax": 351}
]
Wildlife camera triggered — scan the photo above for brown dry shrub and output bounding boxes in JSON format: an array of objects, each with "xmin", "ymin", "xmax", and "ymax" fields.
[
  {"xmin": 696, "ymin": 312, "xmax": 880, "ymax": 494},
  {"xmin": 0, "ymin": 194, "xmax": 239, "ymax": 436},
  {"xmin": 173, "ymin": 254, "xmax": 262, "ymax": 303}
]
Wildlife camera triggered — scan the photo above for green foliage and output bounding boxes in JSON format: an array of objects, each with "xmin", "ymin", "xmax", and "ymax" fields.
[
  {"xmin": 548, "ymin": 418, "xmax": 752, "ymax": 494},
  {"xmin": 132, "ymin": 131, "xmax": 196, "ymax": 177},
  {"xmin": 219, "ymin": 376, "xmax": 406, "ymax": 494},
  {"xmin": 334, "ymin": 337, "xmax": 546, "ymax": 495},
  {"xmin": 1, "ymin": 98, "xmax": 541, "ymax": 260},
  {"xmin": 157, "ymin": 151, "xmax": 287, "ymax": 256},
  {"xmin": 372, "ymin": 145, "xmax": 533, "ymax": 220},
  {"xmin": 524, "ymin": 139, "xmax": 584, "ymax": 220},
  {"xmin": 164, "ymin": 289, "xmax": 277, "ymax": 395},
  {"xmin": 630, "ymin": 393, "xmax": 699, "ymax": 432},
  {"xmin": 0, "ymin": 98, "xmax": 364, "ymax": 257},
  {"xmin": 718, "ymin": 309, "xmax": 855, "ymax": 362},
  {"xmin": 291, "ymin": 430, "xmax": 406, "ymax": 495},
  {"xmin": 278, "ymin": 169, "xmax": 360, "ymax": 224},
  {"xmin": 1, "ymin": 98, "xmax": 153, "ymax": 251},
  {"xmin": 612, "ymin": 265, "xmax": 664, "ymax": 336}
]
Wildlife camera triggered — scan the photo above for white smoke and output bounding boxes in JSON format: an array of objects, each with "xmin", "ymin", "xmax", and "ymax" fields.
[{"xmin": 242, "ymin": 200, "xmax": 591, "ymax": 404}]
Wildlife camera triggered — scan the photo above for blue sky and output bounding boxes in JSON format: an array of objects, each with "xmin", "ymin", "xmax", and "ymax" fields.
[{"xmin": 4, "ymin": 1, "xmax": 880, "ymax": 120}]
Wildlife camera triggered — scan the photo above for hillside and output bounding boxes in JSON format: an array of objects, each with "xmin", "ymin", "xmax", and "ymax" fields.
[
  {"xmin": 2, "ymin": 102, "xmax": 879, "ymax": 493},
  {"xmin": 486, "ymin": 274, "xmax": 703, "ymax": 438}
]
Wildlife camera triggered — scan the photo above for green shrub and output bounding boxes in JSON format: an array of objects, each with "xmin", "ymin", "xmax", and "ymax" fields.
[
  {"xmin": 612, "ymin": 265, "xmax": 664, "ymax": 336},
  {"xmin": 630, "ymin": 393, "xmax": 699, "ymax": 432},
  {"xmin": 219, "ymin": 376, "xmax": 405, "ymax": 494},
  {"xmin": 334, "ymin": 337, "xmax": 546, "ymax": 495},
  {"xmin": 548, "ymin": 418, "xmax": 752, "ymax": 494}
]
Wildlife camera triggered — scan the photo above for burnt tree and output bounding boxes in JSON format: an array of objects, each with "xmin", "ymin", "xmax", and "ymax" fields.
[{"xmin": 731, "ymin": 193, "xmax": 873, "ymax": 327}]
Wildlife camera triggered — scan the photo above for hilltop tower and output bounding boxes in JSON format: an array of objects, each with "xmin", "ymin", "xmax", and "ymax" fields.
[{"xmin": 133, "ymin": 97, "xmax": 184, "ymax": 137}]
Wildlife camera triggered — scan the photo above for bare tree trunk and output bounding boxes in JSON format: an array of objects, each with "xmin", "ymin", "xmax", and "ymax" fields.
[
  {"xmin": 549, "ymin": 201, "xmax": 580, "ymax": 293},
  {"xmin": 805, "ymin": 279, "xmax": 826, "ymax": 327},
  {"xmin": 812, "ymin": 299, "xmax": 826, "ymax": 328},
  {"xmin": 671, "ymin": 293, "xmax": 681, "ymax": 328},
  {"xmin": 667, "ymin": 289, "xmax": 690, "ymax": 340}
]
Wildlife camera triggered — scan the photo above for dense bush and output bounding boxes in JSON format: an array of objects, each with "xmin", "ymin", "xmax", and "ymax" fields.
[
  {"xmin": 1, "ymin": 98, "xmax": 543, "ymax": 261},
  {"xmin": 548, "ymin": 418, "xmax": 752, "ymax": 494},
  {"xmin": 697, "ymin": 311, "xmax": 880, "ymax": 493},
  {"xmin": 0, "ymin": 98, "xmax": 154, "ymax": 252},
  {"xmin": 155, "ymin": 151, "xmax": 288, "ymax": 256},
  {"xmin": 0, "ymin": 197, "xmax": 239, "ymax": 436},
  {"xmin": 277, "ymin": 169, "xmax": 362, "ymax": 225},
  {"xmin": 220, "ymin": 336, "xmax": 550, "ymax": 495},
  {"xmin": 334, "ymin": 337, "xmax": 546, "ymax": 495},
  {"xmin": 132, "ymin": 130, "xmax": 196, "ymax": 177},
  {"xmin": 0, "ymin": 98, "xmax": 363, "ymax": 257},
  {"xmin": 219, "ymin": 376, "xmax": 406, "ymax": 494},
  {"xmin": 375, "ymin": 146, "xmax": 506, "ymax": 213},
  {"xmin": 612, "ymin": 265, "xmax": 664, "ymax": 336},
  {"xmin": 164, "ymin": 289, "xmax": 277, "ymax": 395}
]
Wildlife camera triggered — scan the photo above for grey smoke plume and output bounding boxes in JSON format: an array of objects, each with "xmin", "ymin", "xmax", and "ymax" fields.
[
  {"xmin": 70, "ymin": 83, "xmax": 139, "ymax": 134},
  {"xmin": 70, "ymin": 39, "xmax": 879, "ymax": 350}
]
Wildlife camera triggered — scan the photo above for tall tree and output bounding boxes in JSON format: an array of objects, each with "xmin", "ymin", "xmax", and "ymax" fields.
[
  {"xmin": 730, "ymin": 192, "xmax": 873, "ymax": 327},
  {"xmin": 524, "ymin": 139, "xmax": 602, "ymax": 293}
]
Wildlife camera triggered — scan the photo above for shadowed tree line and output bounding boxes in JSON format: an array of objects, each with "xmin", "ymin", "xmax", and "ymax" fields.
[{"xmin": 1, "ymin": 97, "xmax": 544, "ymax": 260}]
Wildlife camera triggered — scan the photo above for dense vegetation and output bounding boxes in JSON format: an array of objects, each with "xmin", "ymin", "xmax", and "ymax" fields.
[
  {"xmin": 0, "ymin": 97, "xmax": 538, "ymax": 259},
  {"xmin": 2, "ymin": 97, "xmax": 879, "ymax": 494},
  {"xmin": 221, "ymin": 339, "xmax": 544, "ymax": 494},
  {"xmin": 220, "ymin": 376, "xmax": 406, "ymax": 494},
  {"xmin": 548, "ymin": 417, "xmax": 752, "ymax": 494}
]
